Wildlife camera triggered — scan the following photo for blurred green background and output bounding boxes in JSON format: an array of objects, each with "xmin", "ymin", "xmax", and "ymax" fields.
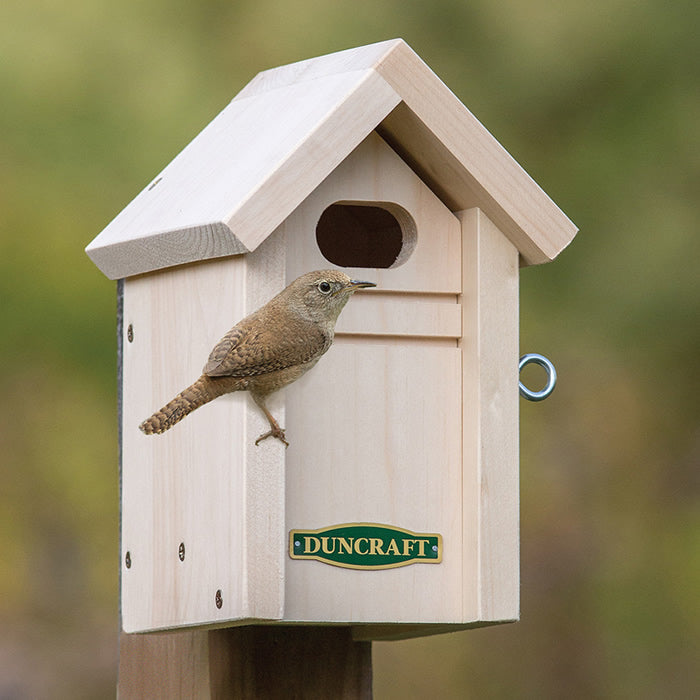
[{"xmin": 1, "ymin": 0, "xmax": 698, "ymax": 697}]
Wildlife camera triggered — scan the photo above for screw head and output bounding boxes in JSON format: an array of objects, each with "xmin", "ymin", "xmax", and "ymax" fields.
[
  {"xmin": 127, "ymin": 324, "xmax": 134, "ymax": 343},
  {"xmin": 215, "ymin": 589, "xmax": 223, "ymax": 609},
  {"xmin": 125, "ymin": 551, "xmax": 131, "ymax": 569},
  {"xmin": 178, "ymin": 542, "xmax": 185, "ymax": 561}
]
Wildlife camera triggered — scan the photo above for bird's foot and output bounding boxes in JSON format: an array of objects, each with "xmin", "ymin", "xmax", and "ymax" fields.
[{"xmin": 255, "ymin": 426, "xmax": 289, "ymax": 448}]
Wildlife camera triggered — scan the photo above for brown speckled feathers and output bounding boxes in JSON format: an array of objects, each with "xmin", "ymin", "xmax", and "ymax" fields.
[
  {"xmin": 139, "ymin": 270, "xmax": 375, "ymax": 445},
  {"xmin": 203, "ymin": 311, "xmax": 331, "ymax": 378}
]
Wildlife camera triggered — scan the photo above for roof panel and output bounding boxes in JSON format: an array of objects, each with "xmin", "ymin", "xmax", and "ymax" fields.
[
  {"xmin": 87, "ymin": 39, "xmax": 577, "ymax": 279},
  {"xmin": 87, "ymin": 68, "xmax": 400, "ymax": 279}
]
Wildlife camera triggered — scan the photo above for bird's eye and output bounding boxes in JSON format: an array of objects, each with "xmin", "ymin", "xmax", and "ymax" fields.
[{"xmin": 317, "ymin": 281, "xmax": 332, "ymax": 294}]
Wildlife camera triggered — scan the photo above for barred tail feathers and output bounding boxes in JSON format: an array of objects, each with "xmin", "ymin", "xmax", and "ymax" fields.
[{"xmin": 139, "ymin": 374, "xmax": 245, "ymax": 434}]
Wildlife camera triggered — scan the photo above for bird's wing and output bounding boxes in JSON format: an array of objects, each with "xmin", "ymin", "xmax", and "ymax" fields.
[{"xmin": 203, "ymin": 316, "xmax": 330, "ymax": 378}]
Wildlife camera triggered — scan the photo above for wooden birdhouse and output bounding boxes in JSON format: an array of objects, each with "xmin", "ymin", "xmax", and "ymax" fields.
[{"xmin": 86, "ymin": 39, "xmax": 577, "ymax": 640}]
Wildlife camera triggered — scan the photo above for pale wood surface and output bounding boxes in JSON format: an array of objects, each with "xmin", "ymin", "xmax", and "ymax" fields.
[
  {"xmin": 87, "ymin": 69, "xmax": 400, "ymax": 279},
  {"xmin": 459, "ymin": 208, "xmax": 520, "ymax": 623},
  {"xmin": 374, "ymin": 43, "xmax": 576, "ymax": 265},
  {"xmin": 335, "ymin": 294, "xmax": 462, "ymax": 339},
  {"xmin": 349, "ymin": 211, "xmax": 521, "ymax": 640},
  {"xmin": 282, "ymin": 131, "xmax": 462, "ymax": 294},
  {"xmin": 121, "ymin": 249, "xmax": 287, "ymax": 633},
  {"xmin": 281, "ymin": 139, "xmax": 465, "ymax": 626},
  {"xmin": 118, "ymin": 627, "xmax": 371, "ymax": 698},
  {"xmin": 243, "ymin": 39, "xmax": 576, "ymax": 265},
  {"xmin": 86, "ymin": 39, "xmax": 577, "ymax": 280},
  {"xmin": 284, "ymin": 341, "xmax": 463, "ymax": 624}
]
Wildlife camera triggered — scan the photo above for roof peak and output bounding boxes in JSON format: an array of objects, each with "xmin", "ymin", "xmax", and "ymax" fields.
[{"xmin": 87, "ymin": 40, "xmax": 576, "ymax": 280}]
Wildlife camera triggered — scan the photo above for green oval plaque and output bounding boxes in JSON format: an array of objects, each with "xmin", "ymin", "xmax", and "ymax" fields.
[{"xmin": 289, "ymin": 522, "xmax": 442, "ymax": 570}]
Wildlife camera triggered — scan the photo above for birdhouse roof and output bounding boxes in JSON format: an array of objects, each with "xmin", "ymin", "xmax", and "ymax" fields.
[{"xmin": 86, "ymin": 39, "xmax": 577, "ymax": 279}]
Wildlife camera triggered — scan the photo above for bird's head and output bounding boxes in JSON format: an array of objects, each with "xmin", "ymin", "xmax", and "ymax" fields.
[{"xmin": 289, "ymin": 270, "xmax": 376, "ymax": 324}]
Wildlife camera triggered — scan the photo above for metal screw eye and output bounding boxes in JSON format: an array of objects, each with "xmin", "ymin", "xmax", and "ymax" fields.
[
  {"xmin": 519, "ymin": 353, "xmax": 557, "ymax": 401},
  {"xmin": 127, "ymin": 324, "xmax": 134, "ymax": 342},
  {"xmin": 178, "ymin": 543, "xmax": 185, "ymax": 561},
  {"xmin": 215, "ymin": 589, "xmax": 223, "ymax": 609}
]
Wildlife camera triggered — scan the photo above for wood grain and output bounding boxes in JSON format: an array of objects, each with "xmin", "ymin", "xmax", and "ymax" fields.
[
  {"xmin": 208, "ymin": 627, "xmax": 371, "ymax": 699},
  {"xmin": 282, "ymin": 131, "xmax": 462, "ymax": 293},
  {"xmin": 86, "ymin": 39, "xmax": 577, "ymax": 280},
  {"xmin": 281, "ymin": 134, "xmax": 465, "ymax": 628},
  {"xmin": 87, "ymin": 69, "xmax": 400, "ymax": 279},
  {"xmin": 118, "ymin": 627, "xmax": 371, "ymax": 698},
  {"xmin": 459, "ymin": 208, "xmax": 520, "ymax": 623},
  {"xmin": 120, "ymin": 247, "xmax": 287, "ymax": 633}
]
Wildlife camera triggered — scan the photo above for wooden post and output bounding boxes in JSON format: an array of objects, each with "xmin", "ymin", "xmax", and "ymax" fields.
[{"xmin": 118, "ymin": 628, "xmax": 372, "ymax": 699}]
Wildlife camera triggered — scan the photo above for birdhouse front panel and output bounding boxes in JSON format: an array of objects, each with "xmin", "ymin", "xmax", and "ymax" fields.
[
  {"xmin": 268, "ymin": 131, "xmax": 465, "ymax": 625},
  {"xmin": 284, "ymin": 132, "xmax": 461, "ymax": 291}
]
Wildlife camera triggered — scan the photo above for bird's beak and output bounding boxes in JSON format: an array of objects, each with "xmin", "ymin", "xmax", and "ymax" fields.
[{"xmin": 349, "ymin": 280, "xmax": 376, "ymax": 290}]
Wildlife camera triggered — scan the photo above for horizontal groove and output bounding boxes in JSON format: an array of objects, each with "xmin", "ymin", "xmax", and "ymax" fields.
[
  {"xmin": 356, "ymin": 290, "xmax": 459, "ymax": 303},
  {"xmin": 334, "ymin": 334, "xmax": 459, "ymax": 347}
]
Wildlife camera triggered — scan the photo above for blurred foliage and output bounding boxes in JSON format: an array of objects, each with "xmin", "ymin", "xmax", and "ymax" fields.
[{"xmin": 1, "ymin": 0, "xmax": 697, "ymax": 697}]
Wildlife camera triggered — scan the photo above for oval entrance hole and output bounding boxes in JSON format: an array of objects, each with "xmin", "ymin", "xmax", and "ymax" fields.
[{"xmin": 315, "ymin": 203, "xmax": 416, "ymax": 269}]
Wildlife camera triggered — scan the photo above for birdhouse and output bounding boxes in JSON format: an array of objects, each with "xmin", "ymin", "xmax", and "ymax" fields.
[{"xmin": 86, "ymin": 39, "xmax": 577, "ymax": 640}]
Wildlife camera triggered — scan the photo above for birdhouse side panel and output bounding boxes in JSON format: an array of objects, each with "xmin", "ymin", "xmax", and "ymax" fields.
[
  {"xmin": 120, "ymin": 255, "xmax": 286, "ymax": 632},
  {"xmin": 459, "ymin": 208, "xmax": 520, "ymax": 624}
]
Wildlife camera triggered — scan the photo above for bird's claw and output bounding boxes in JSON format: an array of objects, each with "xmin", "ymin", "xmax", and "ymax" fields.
[{"xmin": 255, "ymin": 427, "xmax": 289, "ymax": 448}]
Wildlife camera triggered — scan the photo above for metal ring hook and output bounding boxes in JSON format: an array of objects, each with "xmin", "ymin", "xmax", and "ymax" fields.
[{"xmin": 519, "ymin": 353, "xmax": 557, "ymax": 401}]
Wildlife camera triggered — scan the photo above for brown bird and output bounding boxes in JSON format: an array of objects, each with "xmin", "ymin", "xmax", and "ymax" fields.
[{"xmin": 139, "ymin": 270, "xmax": 375, "ymax": 446}]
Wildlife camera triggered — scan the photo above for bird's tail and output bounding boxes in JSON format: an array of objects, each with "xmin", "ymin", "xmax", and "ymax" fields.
[{"xmin": 139, "ymin": 374, "xmax": 246, "ymax": 434}]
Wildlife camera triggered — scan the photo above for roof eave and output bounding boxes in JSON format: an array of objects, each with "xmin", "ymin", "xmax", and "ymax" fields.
[{"xmin": 86, "ymin": 39, "xmax": 577, "ymax": 280}]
